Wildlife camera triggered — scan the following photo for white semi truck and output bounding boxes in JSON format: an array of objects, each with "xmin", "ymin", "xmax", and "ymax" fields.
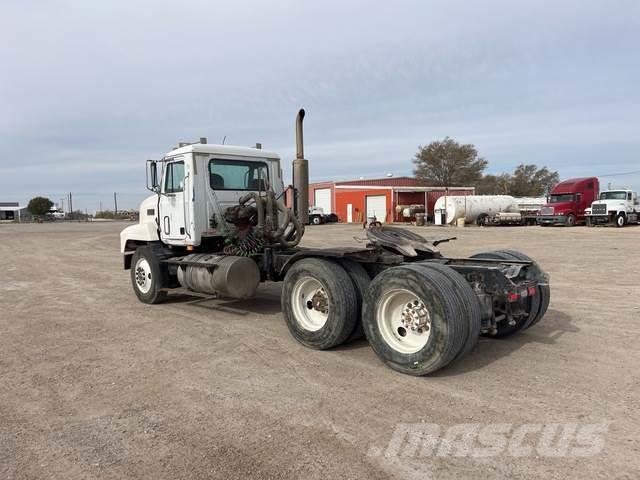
[
  {"xmin": 120, "ymin": 109, "xmax": 550, "ymax": 376},
  {"xmin": 585, "ymin": 190, "xmax": 640, "ymax": 227}
]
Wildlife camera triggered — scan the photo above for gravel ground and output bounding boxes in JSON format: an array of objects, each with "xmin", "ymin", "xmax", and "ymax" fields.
[{"xmin": 1, "ymin": 221, "xmax": 638, "ymax": 479}]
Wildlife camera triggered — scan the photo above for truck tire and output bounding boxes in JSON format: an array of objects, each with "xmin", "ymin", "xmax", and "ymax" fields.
[
  {"xmin": 615, "ymin": 213, "xmax": 625, "ymax": 228},
  {"xmin": 311, "ymin": 215, "xmax": 322, "ymax": 225},
  {"xmin": 586, "ymin": 216, "xmax": 593, "ymax": 227},
  {"xmin": 338, "ymin": 259, "xmax": 371, "ymax": 341},
  {"xmin": 494, "ymin": 249, "xmax": 550, "ymax": 329},
  {"xmin": 565, "ymin": 213, "xmax": 576, "ymax": 227},
  {"xmin": 130, "ymin": 246, "xmax": 168, "ymax": 304},
  {"xmin": 470, "ymin": 250, "xmax": 536, "ymax": 337},
  {"xmin": 527, "ymin": 283, "xmax": 550, "ymax": 329},
  {"xmin": 415, "ymin": 262, "xmax": 482, "ymax": 359},
  {"xmin": 362, "ymin": 265, "xmax": 468, "ymax": 375},
  {"xmin": 281, "ymin": 258, "xmax": 358, "ymax": 350}
]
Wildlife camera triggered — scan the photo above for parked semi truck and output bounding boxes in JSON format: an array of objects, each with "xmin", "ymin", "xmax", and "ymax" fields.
[
  {"xmin": 120, "ymin": 109, "xmax": 551, "ymax": 376},
  {"xmin": 537, "ymin": 177, "xmax": 599, "ymax": 226},
  {"xmin": 307, "ymin": 206, "xmax": 338, "ymax": 225},
  {"xmin": 585, "ymin": 189, "xmax": 640, "ymax": 227}
]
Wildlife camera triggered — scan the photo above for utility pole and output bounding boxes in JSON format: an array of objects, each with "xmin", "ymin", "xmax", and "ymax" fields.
[
  {"xmin": 69, "ymin": 192, "xmax": 73, "ymax": 213},
  {"xmin": 99, "ymin": 201, "xmax": 103, "ymax": 213},
  {"xmin": 114, "ymin": 192, "xmax": 118, "ymax": 215},
  {"xmin": 60, "ymin": 198, "xmax": 65, "ymax": 212}
]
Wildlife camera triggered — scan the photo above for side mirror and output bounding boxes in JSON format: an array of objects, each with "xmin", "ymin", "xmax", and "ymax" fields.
[{"xmin": 147, "ymin": 160, "xmax": 160, "ymax": 193}]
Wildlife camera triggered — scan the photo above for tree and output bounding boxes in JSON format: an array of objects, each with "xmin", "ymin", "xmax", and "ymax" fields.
[
  {"xmin": 413, "ymin": 137, "xmax": 487, "ymax": 186},
  {"xmin": 508, "ymin": 164, "xmax": 559, "ymax": 197},
  {"xmin": 27, "ymin": 196, "xmax": 53, "ymax": 216},
  {"xmin": 476, "ymin": 173, "xmax": 512, "ymax": 195}
]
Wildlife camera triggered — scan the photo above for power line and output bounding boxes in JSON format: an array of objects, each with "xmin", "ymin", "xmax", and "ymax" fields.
[{"xmin": 596, "ymin": 169, "xmax": 640, "ymax": 178}]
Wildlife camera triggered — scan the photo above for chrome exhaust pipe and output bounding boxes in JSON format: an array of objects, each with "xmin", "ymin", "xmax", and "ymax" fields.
[{"xmin": 292, "ymin": 109, "xmax": 309, "ymax": 225}]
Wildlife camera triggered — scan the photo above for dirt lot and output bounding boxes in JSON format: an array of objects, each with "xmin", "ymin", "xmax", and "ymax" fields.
[{"xmin": 0, "ymin": 221, "xmax": 638, "ymax": 479}]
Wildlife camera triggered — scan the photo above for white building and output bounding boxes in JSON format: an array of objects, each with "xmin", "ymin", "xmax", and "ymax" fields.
[{"xmin": 0, "ymin": 202, "xmax": 25, "ymax": 221}]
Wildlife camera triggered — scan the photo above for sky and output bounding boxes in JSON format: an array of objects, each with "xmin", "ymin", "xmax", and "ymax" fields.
[{"xmin": 1, "ymin": 0, "xmax": 639, "ymax": 211}]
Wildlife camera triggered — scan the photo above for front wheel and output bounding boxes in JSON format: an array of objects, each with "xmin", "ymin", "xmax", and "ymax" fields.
[
  {"xmin": 311, "ymin": 215, "xmax": 322, "ymax": 225},
  {"xmin": 130, "ymin": 246, "xmax": 168, "ymax": 304},
  {"xmin": 615, "ymin": 214, "xmax": 625, "ymax": 228}
]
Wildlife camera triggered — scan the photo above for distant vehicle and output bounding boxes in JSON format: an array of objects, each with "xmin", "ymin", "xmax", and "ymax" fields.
[
  {"xmin": 47, "ymin": 208, "xmax": 65, "ymax": 220},
  {"xmin": 585, "ymin": 190, "xmax": 640, "ymax": 227},
  {"xmin": 308, "ymin": 206, "xmax": 326, "ymax": 225},
  {"xmin": 307, "ymin": 206, "xmax": 338, "ymax": 225},
  {"xmin": 537, "ymin": 177, "xmax": 599, "ymax": 226}
]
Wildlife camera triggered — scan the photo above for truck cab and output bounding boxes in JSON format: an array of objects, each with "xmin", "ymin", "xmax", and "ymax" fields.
[
  {"xmin": 537, "ymin": 177, "xmax": 599, "ymax": 226},
  {"xmin": 120, "ymin": 142, "xmax": 285, "ymax": 258},
  {"xmin": 585, "ymin": 190, "xmax": 640, "ymax": 227}
]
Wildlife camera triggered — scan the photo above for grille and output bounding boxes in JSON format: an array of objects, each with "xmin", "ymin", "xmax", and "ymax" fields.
[
  {"xmin": 592, "ymin": 203, "xmax": 607, "ymax": 215},
  {"xmin": 540, "ymin": 206, "xmax": 554, "ymax": 216}
]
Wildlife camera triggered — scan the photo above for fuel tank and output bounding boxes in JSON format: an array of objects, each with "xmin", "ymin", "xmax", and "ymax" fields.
[{"xmin": 176, "ymin": 254, "xmax": 260, "ymax": 299}]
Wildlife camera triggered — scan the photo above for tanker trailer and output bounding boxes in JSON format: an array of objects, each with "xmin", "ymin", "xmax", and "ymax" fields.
[{"xmin": 434, "ymin": 195, "xmax": 519, "ymax": 225}]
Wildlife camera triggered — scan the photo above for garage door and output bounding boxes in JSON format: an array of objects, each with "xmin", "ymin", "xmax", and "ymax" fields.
[
  {"xmin": 314, "ymin": 188, "xmax": 332, "ymax": 214},
  {"xmin": 366, "ymin": 195, "xmax": 387, "ymax": 223}
]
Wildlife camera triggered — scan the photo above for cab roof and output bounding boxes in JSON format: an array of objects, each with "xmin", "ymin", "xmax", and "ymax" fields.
[
  {"xmin": 552, "ymin": 177, "xmax": 597, "ymax": 193},
  {"xmin": 166, "ymin": 143, "xmax": 280, "ymax": 160}
]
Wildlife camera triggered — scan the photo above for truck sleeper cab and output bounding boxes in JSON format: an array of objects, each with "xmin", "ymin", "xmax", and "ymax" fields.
[{"xmin": 537, "ymin": 177, "xmax": 599, "ymax": 226}]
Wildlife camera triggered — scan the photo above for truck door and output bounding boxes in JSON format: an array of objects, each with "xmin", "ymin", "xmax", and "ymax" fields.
[
  {"xmin": 576, "ymin": 192, "xmax": 584, "ymax": 217},
  {"xmin": 160, "ymin": 158, "xmax": 187, "ymax": 243}
]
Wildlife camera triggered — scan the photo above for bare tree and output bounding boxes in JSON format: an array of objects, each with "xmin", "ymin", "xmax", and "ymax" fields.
[{"xmin": 413, "ymin": 137, "xmax": 487, "ymax": 186}]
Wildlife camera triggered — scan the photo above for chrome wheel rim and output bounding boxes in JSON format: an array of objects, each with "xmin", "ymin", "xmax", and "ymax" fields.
[
  {"xmin": 377, "ymin": 289, "xmax": 432, "ymax": 354},
  {"xmin": 134, "ymin": 258, "xmax": 153, "ymax": 294},
  {"xmin": 291, "ymin": 277, "xmax": 330, "ymax": 331}
]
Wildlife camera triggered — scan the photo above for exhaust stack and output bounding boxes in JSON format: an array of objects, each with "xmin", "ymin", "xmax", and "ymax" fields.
[{"xmin": 292, "ymin": 109, "xmax": 309, "ymax": 225}]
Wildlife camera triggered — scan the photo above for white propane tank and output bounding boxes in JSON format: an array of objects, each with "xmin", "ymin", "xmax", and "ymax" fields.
[{"xmin": 433, "ymin": 195, "xmax": 519, "ymax": 225}]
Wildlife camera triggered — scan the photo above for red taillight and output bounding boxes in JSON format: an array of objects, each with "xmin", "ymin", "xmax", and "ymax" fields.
[
  {"xmin": 508, "ymin": 292, "xmax": 520, "ymax": 302},
  {"xmin": 528, "ymin": 286, "xmax": 537, "ymax": 296}
]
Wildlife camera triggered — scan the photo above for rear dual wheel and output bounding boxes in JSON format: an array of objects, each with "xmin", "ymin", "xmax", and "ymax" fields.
[
  {"xmin": 281, "ymin": 259, "xmax": 359, "ymax": 350},
  {"xmin": 470, "ymin": 250, "xmax": 549, "ymax": 335},
  {"xmin": 362, "ymin": 264, "xmax": 482, "ymax": 376},
  {"xmin": 495, "ymin": 249, "xmax": 550, "ymax": 330}
]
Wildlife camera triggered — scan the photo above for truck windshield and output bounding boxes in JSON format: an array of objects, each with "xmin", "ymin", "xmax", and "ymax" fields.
[
  {"xmin": 209, "ymin": 159, "xmax": 269, "ymax": 191},
  {"xmin": 549, "ymin": 194, "xmax": 574, "ymax": 203},
  {"xmin": 599, "ymin": 191, "xmax": 626, "ymax": 200}
]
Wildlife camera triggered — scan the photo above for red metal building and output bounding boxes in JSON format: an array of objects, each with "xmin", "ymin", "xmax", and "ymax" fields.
[{"xmin": 309, "ymin": 177, "xmax": 474, "ymax": 223}]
